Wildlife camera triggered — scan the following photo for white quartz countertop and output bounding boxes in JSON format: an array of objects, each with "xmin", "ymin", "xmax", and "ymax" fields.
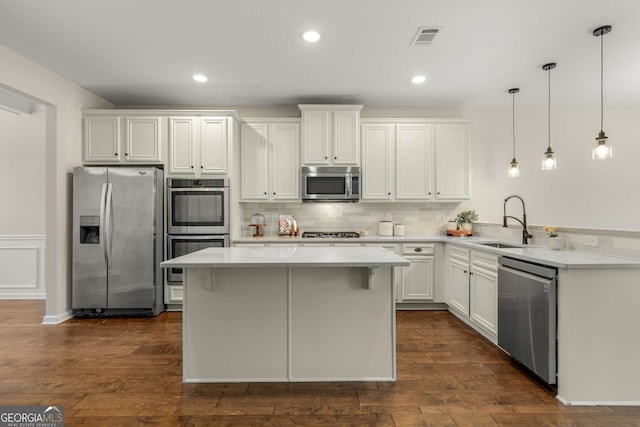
[
  {"xmin": 232, "ymin": 235, "xmax": 640, "ymax": 270},
  {"xmin": 161, "ymin": 246, "xmax": 411, "ymax": 268}
]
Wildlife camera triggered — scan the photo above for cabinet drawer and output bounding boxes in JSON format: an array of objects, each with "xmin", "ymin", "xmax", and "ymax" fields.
[
  {"xmin": 448, "ymin": 245, "xmax": 470, "ymax": 262},
  {"xmin": 401, "ymin": 243, "xmax": 434, "ymax": 256},
  {"xmin": 168, "ymin": 285, "xmax": 183, "ymax": 303}
]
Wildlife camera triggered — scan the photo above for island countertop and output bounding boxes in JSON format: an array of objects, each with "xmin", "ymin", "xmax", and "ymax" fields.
[{"xmin": 161, "ymin": 246, "xmax": 411, "ymax": 269}]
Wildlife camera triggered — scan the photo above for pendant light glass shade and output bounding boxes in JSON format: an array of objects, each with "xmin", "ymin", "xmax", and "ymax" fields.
[
  {"xmin": 541, "ymin": 63, "xmax": 558, "ymax": 170},
  {"xmin": 508, "ymin": 159, "xmax": 520, "ymax": 177},
  {"xmin": 592, "ymin": 25, "xmax": 613, "ymax": 160},
  {"xmin": 507, "ymin": 88, "xmax": 520, "ymax": 177}
]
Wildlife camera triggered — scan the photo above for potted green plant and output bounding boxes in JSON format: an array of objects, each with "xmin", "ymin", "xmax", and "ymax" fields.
[
  {"xmin": 455, "ymin": 209, "xmax": 478, "ymax": 231},
  {"xmin": 544, "ymin": 226, "xmax": 564, "ymax": 250}
]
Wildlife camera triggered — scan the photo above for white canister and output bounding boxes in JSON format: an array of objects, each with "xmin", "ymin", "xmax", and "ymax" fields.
[
  {"xmin": 378, "ymin": 221, "xmax": 393, "ymax": 236},
  {"xmin": 393, "ymin": 224, "xmax": 405, "ymax": 236}
]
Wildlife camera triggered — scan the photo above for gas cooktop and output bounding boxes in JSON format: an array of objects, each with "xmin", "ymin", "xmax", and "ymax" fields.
[{"xmin": 301, "ymin": 231, "xmax": 360, "ymax": 238}]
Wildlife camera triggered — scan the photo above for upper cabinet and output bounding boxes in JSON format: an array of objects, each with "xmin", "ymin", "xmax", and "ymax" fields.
[
  {"xmin": 168, "ymin": 116, "xmax": 231, "ymax": 176},
  {"xmin": 299, "ymin": 104, "xmax": 363, "ymax": 165},
  {"xmin": 240, "ymin": 119, "xmax": 300, "ymax": 201},
  {"xmin": 83, "ymin": 115, "xmax": 162, "ymax": 164},
  {"xmin": 361, "ymin": 120, "xmax": 470, "ymax": 202},
  {"xmin": 435, "ymin": 123, "xmax": 471, "ymax": 200}
]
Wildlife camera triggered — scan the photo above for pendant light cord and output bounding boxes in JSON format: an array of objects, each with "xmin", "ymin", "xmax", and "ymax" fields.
[
  {"xmin": 512, "ymin": 91, "xmax": 516, "ymax": 159},
  {"xmin": 548, "ymin": 67, "xmax": 551, "ymax": 150},
  {"xmin": 600, "ymin": 31, "xmax": 604, "ymax": 132}
]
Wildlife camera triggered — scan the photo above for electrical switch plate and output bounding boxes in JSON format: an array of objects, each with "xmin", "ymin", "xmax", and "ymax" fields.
[
  {"xmin": 583, "ymin": 235, "xmax": 599, "ymax": 247},
  {"xmin": 436, "ymin": 214, "xmax": 445, "ymax": 223}
]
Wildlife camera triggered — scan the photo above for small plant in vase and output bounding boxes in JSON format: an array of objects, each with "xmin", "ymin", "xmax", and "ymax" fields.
[
  {"xmin": 455, "ymin": 210, "xmax": 478, "ymax": 232},
  {"xmin": 544, "ymin": 226, "xmax": 563, "ymax": 250}
]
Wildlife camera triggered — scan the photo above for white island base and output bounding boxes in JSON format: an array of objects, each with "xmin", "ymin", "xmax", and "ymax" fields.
[{"xmin": 165, "ymin": 247, "xmax": 410, "ymax": 383}]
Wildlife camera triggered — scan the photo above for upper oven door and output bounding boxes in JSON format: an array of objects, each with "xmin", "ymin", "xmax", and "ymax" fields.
[{"xmin": 167, "ymin": 186, "xmax": 229, "ymax": 234}]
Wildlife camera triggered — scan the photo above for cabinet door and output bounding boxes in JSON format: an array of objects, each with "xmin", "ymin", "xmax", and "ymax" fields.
[
  {"xmin": 435, "ymin": 123, "xmax": 470, "ymax": 200},
  {"xmin": 201, "ymin": 117, "xmax": 228, "ymax": 174},
  {"xmin": 361, "ymin": 124, "xmax": 393, "ymax": 200},
  {"xmin": 301, "ymin": 110, "xmax": 330, "ymax": 164},
  {"xmin": 448, "ymin": 258, "xmax": 470, "ymax": 315},
  {"xmin": 123, "ymin": 117, "xmax": 162, "ymax": 163},
  {"xmin": 169, "ymin": 117, "xmax": 197, "ymax": 175},
  {"xmin": 470, "ymin": 252, "xmax": 498, "ymax": 337},
  {"xmin": 241, "ymin": 123, "xmax": 269, "ymax": 200},
  {"xmin": 271, "ymin": 123, "xmax": 300, "ymax": 200},
  {"xmin": 333, "ymin": 110, "xmax": 359, "ymax": 165},
  {"xmin": 395, "ymin": 124, "xmax": 433, "ymax": 199},
  {"xmin": 84, "ymin": 116, "xmax": 121, "ymax": 163},
  {"xmin": 400, "ymin": 256, "xmax": 434, "ymax": 301}
]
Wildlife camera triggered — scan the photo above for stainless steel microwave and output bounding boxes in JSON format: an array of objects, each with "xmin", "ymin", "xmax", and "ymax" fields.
[{"xmin": 301, "ymin": 166, "xmax": 360, "ymax": 202}]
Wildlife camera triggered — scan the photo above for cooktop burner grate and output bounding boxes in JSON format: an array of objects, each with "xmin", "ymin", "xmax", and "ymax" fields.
[{"xmin": 301, "ymin": 231, "xmax": 360, "ymax": 238}]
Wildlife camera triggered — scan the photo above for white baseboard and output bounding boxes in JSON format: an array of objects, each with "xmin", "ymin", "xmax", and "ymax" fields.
[
  {"xmin": 42, "ymin": 310, "xmax": 73, "ymax": 325},
  {"xmin": 0, "ymin": 235, "xmax": 46, "ymax": 299}
]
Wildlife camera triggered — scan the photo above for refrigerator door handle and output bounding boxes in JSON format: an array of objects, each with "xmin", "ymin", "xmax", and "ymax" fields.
[
  {"xmin": 105, "ymin": 183, "xmax": 113, "ymax": 268},
  {"xmin": 99, "ymin": 183, "xmax": 108, "ymax": 266}
]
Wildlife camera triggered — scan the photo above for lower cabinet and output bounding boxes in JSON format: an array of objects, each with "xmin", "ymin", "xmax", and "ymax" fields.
[
  {"xmin": 398, "ymin": 244, "xmax": 435, "ymax": 301},
  {"xmin": 446, "ymin": 245, "xmax": 498, "ymax": 342}
]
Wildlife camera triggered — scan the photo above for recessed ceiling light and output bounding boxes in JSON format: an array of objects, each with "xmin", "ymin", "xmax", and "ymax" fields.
[
  {"xmin": 193, "ymin": 74, "xmax": 208, "ymax": 83},
  {"xmin": 303, "ymin": 31, "xmax": 320, "ymax": 42},
  {"xmin": 411, "ymin": 75, "xmax": 427, "ymax": 84}
]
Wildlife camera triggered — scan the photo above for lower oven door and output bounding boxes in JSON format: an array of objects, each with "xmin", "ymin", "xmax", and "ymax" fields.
[{"xmin": 167, "ymin": 235, "xmax": 229, "ymax": 283}]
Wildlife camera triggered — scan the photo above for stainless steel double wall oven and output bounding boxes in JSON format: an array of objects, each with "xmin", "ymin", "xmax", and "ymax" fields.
[{"xmin": 166, "ymin": 178, "xmax": 230, "ymax": 283}]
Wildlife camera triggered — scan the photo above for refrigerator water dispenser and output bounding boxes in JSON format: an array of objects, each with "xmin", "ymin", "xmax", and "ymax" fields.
[{"xmin": 79, "ymin": 215, "xmax": 100, "ymax": 244}]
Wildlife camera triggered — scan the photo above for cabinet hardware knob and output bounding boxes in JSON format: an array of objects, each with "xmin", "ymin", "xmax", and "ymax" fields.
[
  {"xmin": 334, "ymin": 156, "xmax": 337, "ymax": 160},
  {"xmin": 388, "ymin": 192, "xmax": 391, "ymax": 195},
  {"xmin": 325, "ymin": 156, "xmax": 328, "ymax": 159},
  {"xmin": 437, "ymin": 192, "xmax": 440, "ymax": 195},
  {"xmin": 191, "ymin": 165, "xmax": 194, "ymax": 169},
  {"xmin": 463, "ymin": 270, "xmax": 468, "ymax": 274},
  {"xmin": 273, "ymin": 192, "xmax": 276, "ymax": 195},
  {"xmin": 114, "ymin": 152, "xmax": 118, "ymax": 156},
  {"xmin": 124, "ymin": 153, "xmax": 128, "ymax": 156},
  {"xmin": 469, "ymin": 272, "xmax": 474, "ymax": 275},
  {"xmin": 264, "ymin": 192, "xmax": 267, "ymax": 195},
  {"xmin": 201, "ymin": 165, "xmax": 204, "ymax": 169},
  {"xmin": 415, "ymin": 248, "xmax": 422, "ymax": 252}
]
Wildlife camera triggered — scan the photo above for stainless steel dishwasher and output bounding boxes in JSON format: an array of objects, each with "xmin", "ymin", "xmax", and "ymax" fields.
[{"xmin": 498, "ymin": 256, "xmax": 557, "ymax": 385}]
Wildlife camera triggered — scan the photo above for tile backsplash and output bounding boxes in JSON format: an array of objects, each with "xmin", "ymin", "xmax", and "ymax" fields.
[{"xmin": 238, "ymin": 202, "xmax": 462, "ymax": 237}]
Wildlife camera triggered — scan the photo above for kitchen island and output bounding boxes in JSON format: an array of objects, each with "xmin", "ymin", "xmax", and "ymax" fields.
[{"xmin": 161, "ymin": 246, "xmax": 409, "ymax": 383}]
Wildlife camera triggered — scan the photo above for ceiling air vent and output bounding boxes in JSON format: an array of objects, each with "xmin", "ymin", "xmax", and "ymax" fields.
[{"xmin": 411, "ymin": 27, "xmax": 441, "ymax": 46}]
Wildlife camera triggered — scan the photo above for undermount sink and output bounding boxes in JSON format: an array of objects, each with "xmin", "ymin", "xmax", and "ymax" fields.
[{"xmin": 476, "ymin": 242, "xmax": 523, "ymax": 249}]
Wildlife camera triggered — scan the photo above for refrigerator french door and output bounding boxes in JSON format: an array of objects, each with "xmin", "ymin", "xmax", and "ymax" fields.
[{"xmin": 72, "ymin": 166, "xmax": 165, "ymax": 317}]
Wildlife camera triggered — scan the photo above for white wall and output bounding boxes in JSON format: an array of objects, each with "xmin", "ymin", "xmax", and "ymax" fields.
[
  {"xmin": 0, "ymin": 44, "xmax": 111, "ymax": 321},
  {"xmin": 0, "ymin": 109, "xmax": 46, "ymax": 234},
  {"xmin": 462, "ymin": 107, "xmax": 640, "ymax": 231}
]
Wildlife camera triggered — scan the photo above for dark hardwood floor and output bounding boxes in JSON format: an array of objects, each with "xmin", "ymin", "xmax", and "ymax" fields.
[{"xmin": 1, "ymin": 300, "xmax": 638, "ymax": 426}]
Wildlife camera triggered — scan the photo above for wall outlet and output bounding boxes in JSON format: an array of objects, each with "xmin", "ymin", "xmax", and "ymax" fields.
[
  {"xmin": 583, "ymin": 235, "xmax": 599, "ymax": 247},
  {"xmin": 435, "ymin": 214, "xmax": 445, "ymax": 223}
]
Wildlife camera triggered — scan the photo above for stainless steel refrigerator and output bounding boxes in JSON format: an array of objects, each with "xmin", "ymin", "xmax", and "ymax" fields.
[{"xmin": 72, "ymin": 166, "xmax": 165, "ymax": 317}]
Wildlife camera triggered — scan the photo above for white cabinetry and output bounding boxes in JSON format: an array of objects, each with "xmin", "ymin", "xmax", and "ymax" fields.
[
  {"xmin": 469, "ymin": 251, "xmax": 498, "ymax": 337},
  {"xmin": 398, "ymin": 244, "xmax": 434, "ymax": 301},
  {"xmin": 361, "ymin": 120, "xmax": 470, "ymax": 201},
  {"xmin": 446, "ymin": 245, "xmax": 498, "ymax": 342},
  {"xmin": 396, "ymin": 124, "xmax": 433, "ymax": 200},
  {"xmin": 447, "ymin": 246, "xmax": 471, "ymax": 315},
  {"xmin": 168, "ymin": 117, "xmax": 230, "ymax": 176},
  {"xmin": 299, "ymin": 104, "xmax": 362, "ymax": 165},
  {"xmin": 83, "ymin": 115, "xmax": 162, "ymax": 164},
  {"xmin": 240, "ymin": 120, "xmax": 300, "ymax": 201},
  {"xmin": 435, "ymin": 123, "xmax": 471, "ymax": 200}
]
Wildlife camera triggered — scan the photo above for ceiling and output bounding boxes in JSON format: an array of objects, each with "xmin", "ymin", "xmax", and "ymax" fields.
[{"xmin": 1, "ymin": 0, "xmax": 639, "ymax": 108}]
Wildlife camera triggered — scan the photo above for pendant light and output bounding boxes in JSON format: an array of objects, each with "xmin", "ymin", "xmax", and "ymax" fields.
[
  {"xmin": 541, "ymin": 63, "xmax": 557, "ymax": 170},
  {"xmin": 592, "ymin": 25, "xmax": 613, "ymax": 160},
  {"xmin": 507, "ymin": 88, "xmax": 520, "ymax": 177}
]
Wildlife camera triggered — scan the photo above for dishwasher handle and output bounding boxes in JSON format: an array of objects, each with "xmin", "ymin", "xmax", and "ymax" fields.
[{"xmin": 498, "ymin": 256, "xmax": 556, "ymax": 279}]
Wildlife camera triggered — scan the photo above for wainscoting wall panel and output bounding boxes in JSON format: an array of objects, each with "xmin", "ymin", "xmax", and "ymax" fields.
[{"xmin": 0, "ymin": 236, "xmax": 45, "ymax": 299}]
